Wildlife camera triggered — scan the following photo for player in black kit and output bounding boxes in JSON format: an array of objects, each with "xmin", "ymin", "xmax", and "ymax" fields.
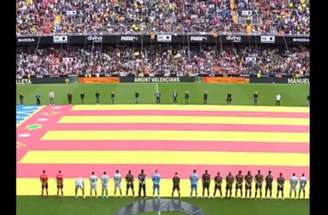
[
  {"xmin": 138, "ymin": 169, "xmax": 146, "ymax": 197},
  {"xmin": 172, "ymin": 172, "xmax": 180, "ymax": 198},
  {"xmin": 255, "ymin": 170, "xmax": 264, "ymax": 199},
  {"xmin": 213, "ymin": 172, "xmax": 223, "ymax": 198},
  {"xmin": 203, "ymin": 90, "xmax": 208, "ymax": 104},
  {"xmin": 265, "ymin": 170, "xmax": 273, "ymax": 198},
  {"xmin": 111, "ymin": 91, "xmax": 115, "ymax": 104},
  {"xmin": 173, "ymin": 91, "xmax": 178, "ymax": 104},
  {"xmin": 185, "ymin": 91, "xmax": 190, "ymax": 104},
  {"xmin": 202, "ymin": 170, "xmax": 211, "ymax": 198},
  {"xmin": 125, "ymin": 170, "xmax": 135, "ymax": 197},
  {"xmin": 96, "ymin": 91, "xmax": 100, "ymax": 104},
  {"xmin": 19, "ymin": 94, "xmax": 24, "ymax": 105},
  {"xmin": 235, "ymin": 170, "xmax": 244, "ymax": 198},
  {"xmin": 226, "ymin": 93, "xmax": 232, "ymax": 104},
  {"xmin": 245, "ymin": 171, "xmax": 253, "ymax": 198},
  {"xmin": 277, "ymin": 173, "xmax": 285, "ymax": 199},
  {"xmin": 225, "ymin": 172, "xmax": 234, "ymax": 198},
  {"xmin": 80, "ymin": 91, "xmax": 85, "ymax": 104},
  {"xmin": 135, "ymin": 91, "xmax": 140, "ymax": 104},
  {"xmin": 253, "ymin": 91, "xmax": 258, "ymax": 105}
]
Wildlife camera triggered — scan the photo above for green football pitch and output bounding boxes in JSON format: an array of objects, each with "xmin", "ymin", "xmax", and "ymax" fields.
[
  {"xmin": 16, "ymin": 83, "xmax": 309, "ymax": 106},
  {"xmin": 16, "ymin": 196, "xmax": 309, "ymax": 215}
]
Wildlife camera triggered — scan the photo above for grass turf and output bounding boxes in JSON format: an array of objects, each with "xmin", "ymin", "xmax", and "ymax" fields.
[
  {"xmin": 16, "ymin": 196, "xmax": 309, "ymax": 215},
  {"xmin": 16, "ymin": 83, "xmax": 309, "ymax": 106}
]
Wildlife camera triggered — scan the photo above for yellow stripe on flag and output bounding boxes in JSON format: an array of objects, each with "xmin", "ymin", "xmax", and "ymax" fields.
[
  {"xmin": 41, "ymin": 130, "xmax": 309, "ymax": 143},
  {"xmin": 16, "ymin": 178, "xmax": 309, "ymax": 199},
  {"xmin": 19, "ymin": 151, "xmax": 309, "ymax": 166},
  {"xmin": 58, "ymin": 115, "xmax": 309, "ymax": 126},
  {"xmin": 71, "ymin": 105, "xmax": 309, "ymax": 113}
]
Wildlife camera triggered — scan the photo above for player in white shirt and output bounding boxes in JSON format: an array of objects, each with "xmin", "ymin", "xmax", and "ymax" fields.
[
  {"xmin": 113, "ymin": 170, "xmax": 122, "ymax": 197},
  {"xmin": 75, "ymin": 177, "xmax": 85, "ymax": 198},
  {"xmin": 275, "ymin": 94, "xmax": 281, "ymax": 106},
  {"xmin": 89, "ymin": 172, "xmax": 98, "ymax": 197},
  {"xmin": 101, "ymin": 171, "xmax": 109, "ymax": 198},
  {"xmin": 48, "ymin": 91, "xmax": 55, "ymax": 105},
  {"xmin": 298, "ymin": 174, "xmax": 307, "ymax": 199},
  {"xmin": 289, "ymin": 173, "xmax": 298, "ymax": 199}
]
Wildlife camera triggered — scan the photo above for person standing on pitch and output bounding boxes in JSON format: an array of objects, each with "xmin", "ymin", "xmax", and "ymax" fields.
[
  {"xmin": 245, "ymin": 171, "xmax": 253, "ymax": 198},
  {"xmin": 213, "ymin": 172, "xmax": 223, "ymax": 198},
  {"xmin": 111, "ymin": 91, "xmax": 115, "ymax": 104},
  {"xmin": 56, "ymin": 170, "xmax": 64, "ymax": 198},
  {"xmin": 265, "ymin": 170, "xmax": 273, "ymax": 198},
  {"xmin": 289, "ymin": 173, "xmax": 298, "ymax": 199},
  {"xmin": 253, "ymin": 91, "xmax": 258, "ymax": 105},
  {"xmin": 189, "ymin": 169, "xmax": 199, "ymax": 198},
  {"xmin": 135, "ymin": 91, "xmax": 140, "ymax": 104},
  {"xmin": 96, "ymin": 91, "xmax": 100, "ymax": 104},
  {"xmin": 36, "ymin": 94, "xmax": 41, "ymax": 105},
  {"xmin": 152, "ymin": 169, "xmax": 161, "ymax": 198},
  {"xmin": 155, "ymin": 91, "xmax": 161, "ymax": 104},
  {"xmin": 67, "ymin": 92, "xmax": 72, "ymax": 104},
  {"xmin": 113, "ymin": 170, "xmax": 122, "ymax": 197},
  {"xmin": 48, "ymin": 90, "xmax": 55, "ymax": 105},
  {"xmin": 89, "ymin": 172, "xmax": 98, "ymax": 198},
  {"xmin": 277, "ymin": 173, "xmax": 285, "ymax": 199},
  {"xmin": 298, "ymin": 174, "xmax": 307, "ymax": 199},
  {"xmin": 138, "ymin": 169, "xmax": 147, "ymax": 197},
  {"xmin": 185, "ymin": 90, "xmax": 190, "ymax": 104},
  {"xmin": 203, "ymin": 90, "xmax": 208, "ymax": 104},
  {"xmin": 172, "ymin": 172, "xmax": 181, "ymax": 198},
  {"xmin": 40, "ymin": 170, "xmax": 48, "ymax": 197},
  {"xmin": 254, "ymin": 170, "xmax": 264, "ymax": 199},
  {"xmin": 173, "ymin": 90, "xmax": 178, "ymax": 104},
  {"xmin": 202, "ymin": 170, "xmax": 211, "ymax": 198},
  {"xmin": 226, "ymin": 92, "xmax": 232, "ymax": 104},
  {"xmin": 19, "ymin": 93, "xmax": 24, "ymax": 105},
  {"xmin": 80, "ymin": 91, "xmax": 85, "ymax": 104},
  {"xmin": 125, "ymin": 170, "xmax": 135, "ymax": 197},
  {"xmin": 235, "ymin": 170, "xmax": 244, "ymax": 198},
  {"xmin": 75, "ymin": 177, "xmax": 85, "ymax": 198},
  {"xmin": 225, "ymin": 172, "xmax": 234, "ymax": 198},
  {"xmin": 275, "ymin": 94, "xmax": 281, "ymax": 106},
  {"xmin": 101, "ymin": 171, "xmax": 109, "ymax": 198}
]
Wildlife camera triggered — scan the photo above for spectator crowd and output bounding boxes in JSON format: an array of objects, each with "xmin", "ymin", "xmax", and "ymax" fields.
[
  {"xmin": 16, "ymin": 45, "xmax": 309, "ymax": 78},
  {"xmin": 16, "ymin": 0, "xmax": 309, "ymax": 35}
]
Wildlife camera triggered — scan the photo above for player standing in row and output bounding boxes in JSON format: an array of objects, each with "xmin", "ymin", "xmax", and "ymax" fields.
[
  {"xmin": 152, "ymin": 169, "xmax": 161, "ymax": 198},
  {"xmin": 276, "ymin": 94, "xmax": 281, "ymax": 106},
  {"xmin": 80, "ymin": 91, "xmax": 85, "ymax": 104},
  {"xmin": 172, "ymin": 172, "xmax": 181, "ymax": 198},
  {"xmin": 56, "ymin": 170, "xmax": 64, "ymax": 197},
  {"xmin": 40, "ymin": 170, "xmax": 48, "ymax": 197},
  {"xmin": 277, "ymin": 173, "xmax": 285, "ymax": 199},
  {"xmin": 19, "ymin": 93, "xmax": 24, "ymax": 105},
  {"xmin": 235, "ymin": 170, "xmax": 244, "ymax": 198},
  {"xmin": 299, "ymin": 174, "xmax": 307, "ymax": 199},
  {"xmin": 226, "ymin": 93, "xmax": 232, "ymax": 104},
  {"xmin": 185, "ymin": 91, "xmax": 190, "ymax": 104},
  {"xmin": 254, "ymin": 170, "xmax": 264, "ymax": 199},
  {"xmin": 155, "ymin": 91, "xmax": 161, "ymax": 104},
  {"xmin": 202, "ymin": 170, "xmax": 211, "ymax": 198},
  {"xmin": 173, "ymin": 91, "xmax": 178, "ymax": 103},
  {"xmin": 75, "ymin": 177, "xmax": 85, "ymax": 198},
  {"xmin": 89, "ymin": 172, "xmax": 98, "ymax": 198},
  {"xmin": 190, "ymin": 169, "xmax": 199, "ymax": 198},
  {"xmin": 203, "ymin": 90, "xmax": 208, "ymax": 104},
  {"xmin": 125, "ymin": 170, "xmax": 135, "ymax": 197},
  {"xmin": 36, "ymin": 94, "xmax": 41, "ymax": 105},
  {"xmin": 113, "ymin": 170, "xmax": 122, "ymax": 197},
  {"xmin": 135, "ymin": 91, "xmax": 140, "ymax": 104},
  {"xmin": 67, "ymin": 92, "xmax": 72, "ymax": 104},
  {"xmin": 111, "ymin": 91, "xmax": 115, "ymax": 104},
  {"xmin": 213, "ymin": 172, "xmax": 223, "ymax": 198},
  {"xmin": 289, "ymin": 173, "xmax": 298, "ymax": 199},
  {"xmin": 245, "ymin": 171, "xmax": 253, "ymax": 198},
  {"xmin": 101, "ymin": 171, "xmax": 109, "ymax": 198},
  {"xmin": 225, "ymin": 172, "xmax": 234, "ymax": 198},
  {"xmin": 265, "ymin": 171, "xmax": 273, "ymax": 198},
  {"xmin": 48, "ymin": 90, "xmax": 55, "ymax": 105},
  {"xmin": 253, "ymin": 91, "xmax": 258, "ymax": 105},
  {"xmin": 138, "ymin": 169, "xmax": 146, "ymax": 198},
  {"xmin": 96, "ymin": 91, "xmax": 100, "ymax": 104}
]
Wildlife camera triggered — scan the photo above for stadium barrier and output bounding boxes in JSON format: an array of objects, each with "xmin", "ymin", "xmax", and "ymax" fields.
[
  {"xmin": 249, "ymin": 77, "xmax": 310, "ymax": 84},
  {"xmin": 79, "ymin": 77, "xmax": 119, "ymax": 84},
  {"xmin": 120, "ymin": 76, "xmax": 196, "ymax": 83},
  {"xmin": 16, "ymin": 77, "xmax": 68, "ymax": 84},
  {"xmin": 202, "ymin": 77, "xmax": 250, "ymax": 84}
]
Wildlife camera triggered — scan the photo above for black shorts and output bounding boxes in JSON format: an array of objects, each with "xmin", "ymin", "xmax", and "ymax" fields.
[
  {"xmin": 42, "ymin": 183, "xmax": 48, "ymax": 189},
  {"xmin": 214, "ymin": 185, "xmax": 221, "ymax": 190},
  {"xmin": 172, "ymin": 185, "xmax": 180, "ymax": 191},
  {"xmin": 277, "ymin": 185, "xmax": 284, "ymax": 191},
  {"xmin": 235, "ymin": 184, "xmax": 242, "ymax": 190},
  {"xmin": 226, "ymin": 184, "xmax": 232, "ymax": 190},
  {"xmin": 127, "ymin": 183, "xmax": 134, "ymax": 190},
  {"xmin": 265, "ymin": 184, "xmax": 272, "ymax": 190},
  {"xmin": 245, "ymin": 184, "xmax": 252, "ymax": 190},
  {"xmin": 57, "ymin": 184, "xmax": 63, "ymax": 189},
  {"xmin": 255, "ymin": 184, "xmax": 262, "ymax": 190},
  {"xmin": 203, "ymin": 184, "xmax": 210, "ymax": 189}
]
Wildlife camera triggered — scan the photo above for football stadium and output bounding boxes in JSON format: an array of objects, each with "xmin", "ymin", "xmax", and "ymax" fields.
[{"xmin": 16, "ymin": 0, "xmax": 309, "ymax": 215}]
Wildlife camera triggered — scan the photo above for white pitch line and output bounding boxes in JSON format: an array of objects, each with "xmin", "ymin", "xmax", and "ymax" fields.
[{"xmin": 156, "ymin": 83, "xmax": 159, "ymax": 93}]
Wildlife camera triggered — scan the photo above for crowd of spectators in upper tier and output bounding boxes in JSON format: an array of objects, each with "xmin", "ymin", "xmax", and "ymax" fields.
[
  {"xmin": 16, "ymin": 0, "xmax": 309, "ymax": 35},
  {"xmin": 16, "ymin": 45, "xmax": 309, "ymax": 77}
]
